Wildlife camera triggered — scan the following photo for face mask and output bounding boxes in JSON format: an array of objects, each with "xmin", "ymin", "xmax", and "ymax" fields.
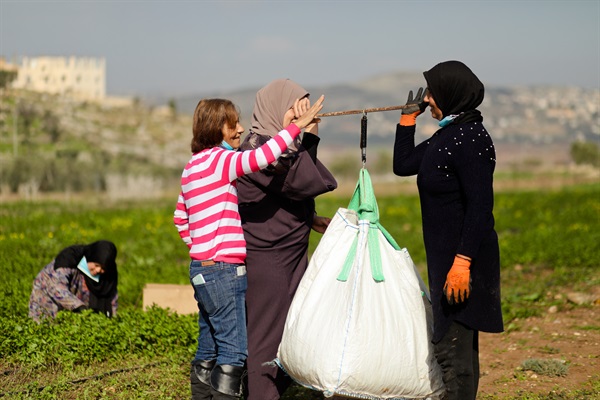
[
  {"xmin": 438, "ymin": 113, "xmax": 462, "ymax": 128},
  {"xmin": 220, "ymin": 140, "xmax": 234, "ymax": 150}
]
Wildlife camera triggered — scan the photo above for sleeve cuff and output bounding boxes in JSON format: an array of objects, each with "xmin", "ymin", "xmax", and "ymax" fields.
[
  {"xmin": 301, "ymin": 131, "xmax": 320, "ymax": 147},
  {"xmin": 286, "ymin": 123, "xmax": 301, "ymax": 137}
]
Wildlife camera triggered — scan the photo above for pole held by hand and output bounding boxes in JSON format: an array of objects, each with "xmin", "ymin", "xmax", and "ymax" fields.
[{"xmin": 316, "ymin": 104, "xmax": 409, "ymax": 118}]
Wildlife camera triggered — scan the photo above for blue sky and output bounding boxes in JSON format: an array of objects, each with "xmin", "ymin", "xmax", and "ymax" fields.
[{"xmin": 1, "ymin": 0, "xmax": 598, "ymax": 97}]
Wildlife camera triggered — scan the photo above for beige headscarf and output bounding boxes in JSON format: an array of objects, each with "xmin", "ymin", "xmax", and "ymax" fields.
[{"xmin": 249, "ymin": 79, "xmax": 309, "ymax": 153}]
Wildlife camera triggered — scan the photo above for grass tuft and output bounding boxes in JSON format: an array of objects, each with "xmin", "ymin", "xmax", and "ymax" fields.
[{"xmin": 521, "ymin": 358, "xmax": 569, "ymax": 377}]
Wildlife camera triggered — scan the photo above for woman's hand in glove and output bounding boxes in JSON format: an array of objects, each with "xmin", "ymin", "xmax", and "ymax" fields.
[
  {"xmin": 443, "ymin": 255, "xmax": 472, "ymax": 305},
  {"xmin": 400, "ymin": 87, "xmax": 428, "ymax": 126}
]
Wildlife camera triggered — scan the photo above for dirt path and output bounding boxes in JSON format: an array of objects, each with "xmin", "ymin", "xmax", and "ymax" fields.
[{"xmin": 478, "ymin": 306, "xmax": 600, "ymax": 398}]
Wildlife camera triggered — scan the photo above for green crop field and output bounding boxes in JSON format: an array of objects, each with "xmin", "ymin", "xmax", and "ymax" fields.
[{"xmin": 0, "ymin": 183, "xmax": 599, "ymax": 399}]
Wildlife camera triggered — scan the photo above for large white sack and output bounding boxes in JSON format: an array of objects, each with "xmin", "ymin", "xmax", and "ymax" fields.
[{"xmin": 276, "ymin": 169, "xmax": 445, "ymax": 399}]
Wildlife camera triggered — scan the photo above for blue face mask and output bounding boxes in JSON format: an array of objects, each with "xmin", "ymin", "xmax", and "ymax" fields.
[
  {"xmin": 439, "ymin": 114, "xmax": 458, "ymax": 128},
  {"xmin": 220, "ymin": 140, "xmax": 234, "ymax": 150}
]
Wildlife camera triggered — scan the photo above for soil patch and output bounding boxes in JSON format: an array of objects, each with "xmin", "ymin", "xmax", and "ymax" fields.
[{"xmin": 478, "ymin": 306, "xmax": 600, "ymax": 398}]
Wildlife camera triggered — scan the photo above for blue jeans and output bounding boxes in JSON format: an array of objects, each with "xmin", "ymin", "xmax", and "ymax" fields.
[{"xmin": 190, "ymin": 260, "xmax": 248, "ymax": 367}]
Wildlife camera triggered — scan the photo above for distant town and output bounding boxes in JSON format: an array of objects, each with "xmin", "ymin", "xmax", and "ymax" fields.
[{"xmin": 1, "ymin": 56, "xmax": 105, "ymax": 100}]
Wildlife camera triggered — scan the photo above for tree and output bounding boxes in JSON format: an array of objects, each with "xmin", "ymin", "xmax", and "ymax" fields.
[
  {"xmin": 167, "ymin": 98, "xmax": 177, "ymax": 121},
  {"xmin": 0, "ymin": 70, "xmax": 17, "ymax": 89},
  {"xmin": 42, "ymin": 110, "xmax": 62, "ymax": 143},
  {"xmin": 570, "ymin": 141, "xmax": 600, "ymax": 168}
]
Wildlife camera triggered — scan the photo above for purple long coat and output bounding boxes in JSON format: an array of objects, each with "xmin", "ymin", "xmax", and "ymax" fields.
[{"xmin": 238, "ymin": 132, "xmax": 337, "ymax": 398}]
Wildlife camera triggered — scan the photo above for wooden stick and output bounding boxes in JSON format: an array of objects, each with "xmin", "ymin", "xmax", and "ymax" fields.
[{"xmin": 316, "ymin": 104, "xmax": 409, "ymax": 117}]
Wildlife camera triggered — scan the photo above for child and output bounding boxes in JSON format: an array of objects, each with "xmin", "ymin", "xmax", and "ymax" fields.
[{"xmin": 174, "ymin": 95, "xmax": 324, "ymax": 400}]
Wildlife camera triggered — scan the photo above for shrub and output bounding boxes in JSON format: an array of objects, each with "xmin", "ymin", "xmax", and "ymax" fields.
[
  {"xmin": 570, "ymin": 141, "xmax": 600, "ymax": 167},
  {"xmin": 521, "ymin": 358, "xmax": 569, "ymax": 377}
]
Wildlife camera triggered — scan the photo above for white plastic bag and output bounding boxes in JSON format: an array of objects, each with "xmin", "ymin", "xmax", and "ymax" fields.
[{"xmin": 277, "ymin": 169, "xmax": 445, "ymax": 399}]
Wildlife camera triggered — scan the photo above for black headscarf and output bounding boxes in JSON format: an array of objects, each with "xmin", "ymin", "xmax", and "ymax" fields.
[
  {"xmin": 423, "ymin": 60, "xmax": 484, "ymax": 125},
  {"xmin": 54, "ymin": 240, "xmax": 118, "ymax": 317}
]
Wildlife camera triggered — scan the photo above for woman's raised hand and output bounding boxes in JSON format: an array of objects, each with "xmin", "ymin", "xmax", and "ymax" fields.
[
  {"xmin": 293, "ymin": 97, "xmax": 311, "ymax": 120},
  {"xmin": 292, "ymin": 95, "xmax": 324, "ymax": 130}
]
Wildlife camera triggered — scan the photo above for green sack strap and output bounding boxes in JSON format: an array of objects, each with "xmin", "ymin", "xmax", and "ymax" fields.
[
  {"xmin": 367, "ymin": 224, "xmax": 384, "ymax": 281},
  {"xmin": 338, "ymin": 235, "xmax": 358, "ymax": 282},
  {"xmin": 348, "ymin": 169, "xmax": 379, "ymax": 223},
  {"xmin": 337, "ymin": 169, "xmax": 401, "ymax": 282}
]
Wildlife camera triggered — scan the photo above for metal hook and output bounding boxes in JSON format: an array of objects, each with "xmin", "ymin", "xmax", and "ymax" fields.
[{"xmin": 360, "ymin": 111, "xmax": 367, "ymax": 166}]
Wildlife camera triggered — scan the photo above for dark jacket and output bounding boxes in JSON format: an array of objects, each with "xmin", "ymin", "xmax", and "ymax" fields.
[{"xmin": 393, "ymin": 122, "xmax": 503, "ymax": 342}]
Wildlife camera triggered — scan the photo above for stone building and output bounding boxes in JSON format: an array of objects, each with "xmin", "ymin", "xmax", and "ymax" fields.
[{"xmin": 10, "ymin": 56, "xmax": 106, "ymax": 100}]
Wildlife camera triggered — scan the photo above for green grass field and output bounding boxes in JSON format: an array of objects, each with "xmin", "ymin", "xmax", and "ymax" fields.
[{"xmin": 0, "ymin": 183, "xmax": 598, "ymax": 399}]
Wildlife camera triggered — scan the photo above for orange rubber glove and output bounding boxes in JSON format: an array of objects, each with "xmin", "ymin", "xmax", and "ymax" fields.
[
  {"xmin": 443, "ymin": 256, "xmax": 472, "ymax": 305},
  {"xmin": 399, "ymin": 87, "xmax": 428, "ymax": 126},
  {"xmin": 400, "ymin": 111, "xmax": 421, "ymax": 127}
]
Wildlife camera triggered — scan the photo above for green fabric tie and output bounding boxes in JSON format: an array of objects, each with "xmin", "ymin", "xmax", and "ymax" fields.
[{"xmin": 337, "ymin": 169, "xmax": 401, "ymax": 282}]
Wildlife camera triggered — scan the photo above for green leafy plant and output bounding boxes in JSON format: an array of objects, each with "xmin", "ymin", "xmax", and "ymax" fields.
[
  {"xmin": 521, "ymin": 358, "xmax": 569, "ymax": 377},
  {"xmin": 0, "ymin": 184, "xmax": 598, "ymax": 398}
]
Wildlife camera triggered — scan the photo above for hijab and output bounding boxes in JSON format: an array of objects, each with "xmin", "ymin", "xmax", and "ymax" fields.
[
  {"xmin": 249, "ymin": 78, "xmax": 309, "ymax": 154},
  {"xmin": 423, "ymin": 60, "xmax": 484, "ymax": 125},
  {"xmin": 54, "ymin": 240, "xmax": 118, "ymax": 317}
]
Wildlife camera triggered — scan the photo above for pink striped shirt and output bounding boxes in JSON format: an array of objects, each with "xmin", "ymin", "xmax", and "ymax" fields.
[{"xmin": 174, "ymin": 124, "xmax": 301, "ymax": 264}]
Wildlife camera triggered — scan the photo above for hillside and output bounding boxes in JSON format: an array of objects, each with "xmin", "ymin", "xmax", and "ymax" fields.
[
  {"xmin": 0, "ymin": 70, "xmax": 598, "ymax": 199},
  {"xmin": 0, "ymin": 90, "xmax": 191, "ymax": 199},
  {"xmin": 165, "ymin": 70, "xmax": 599, "ymax": 146}
]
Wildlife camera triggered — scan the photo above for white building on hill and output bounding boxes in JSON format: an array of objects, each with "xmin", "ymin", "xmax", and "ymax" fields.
[{"xmin": 11, "ymin": 56, "xmax": 106, "ymax": 100}]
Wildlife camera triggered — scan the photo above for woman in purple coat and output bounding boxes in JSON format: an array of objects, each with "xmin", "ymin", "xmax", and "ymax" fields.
[
  {"xmin": 237, "ymin": 79, "xmax": 337, "ymax": 400},
  {"xmin": 393, "ymin": 61, "xmax": 503, "ymax": 400}
]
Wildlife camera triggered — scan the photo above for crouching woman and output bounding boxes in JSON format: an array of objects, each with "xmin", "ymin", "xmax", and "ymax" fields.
[{"xmin": 28, "ymin": 240, "xmax": 118, "ymax": 322}]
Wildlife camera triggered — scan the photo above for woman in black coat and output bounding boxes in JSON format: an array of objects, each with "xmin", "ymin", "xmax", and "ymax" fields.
[{"xmin": 393, "ymin": 60, "xmax": 503, "ymax": 400}]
